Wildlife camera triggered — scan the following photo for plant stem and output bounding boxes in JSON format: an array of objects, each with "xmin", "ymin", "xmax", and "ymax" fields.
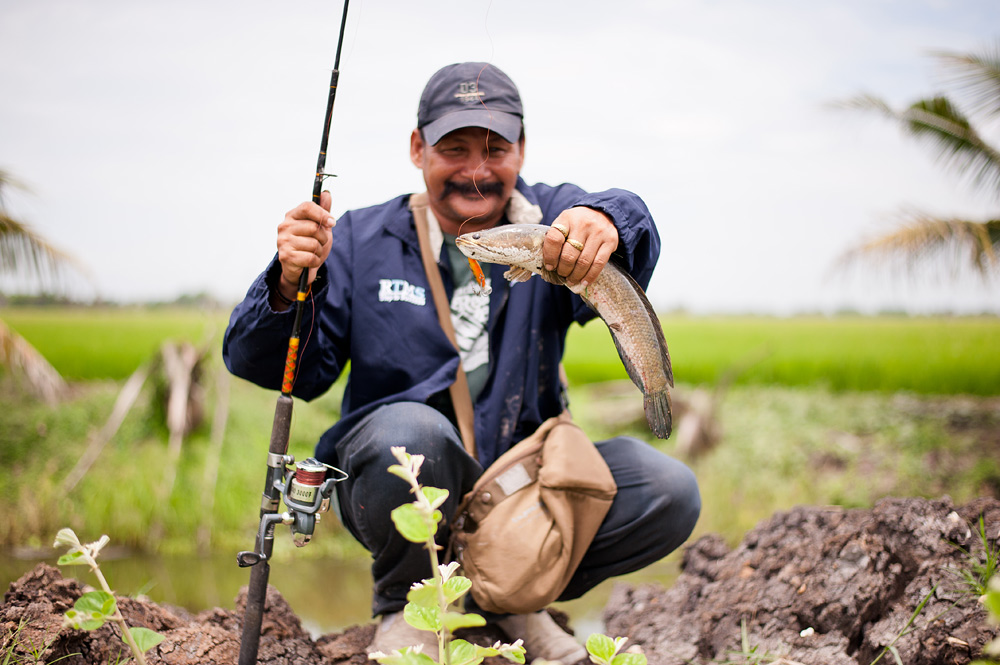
[
  {"xmin": 86, "ymin": 555, "xmax": 147, "ymax": 665},
  {"xmin": 425, "ymin": 541, "xmax": 449, "ymax": 665}
]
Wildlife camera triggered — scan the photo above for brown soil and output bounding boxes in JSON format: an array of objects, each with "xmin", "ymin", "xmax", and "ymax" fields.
[
  {"xmin": 605, "ymin": 496, "xmax": 1000, "ymax": 665},
  {"xmin": 3, "ymin": 497, "xmax": 997, "ymax": 665}
]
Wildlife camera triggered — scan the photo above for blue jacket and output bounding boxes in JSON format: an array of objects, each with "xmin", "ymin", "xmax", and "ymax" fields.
[{"xmin": 223, "ymin": 177, "xmax": 660, "ymax": 467}]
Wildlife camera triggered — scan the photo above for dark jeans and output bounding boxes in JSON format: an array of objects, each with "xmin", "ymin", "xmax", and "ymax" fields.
[{"xmin": 328, "ymin": 402, "xmax": 701, "ymax": 617}]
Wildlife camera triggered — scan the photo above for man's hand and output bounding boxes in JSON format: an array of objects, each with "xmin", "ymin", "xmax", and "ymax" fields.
[
  {"xmin": 542, "ymin": 207, "xmax": 619, "ymax": 287},
  {"xmin": 273, "ymin": 191, "xmax": 335, "ymax": 310}
]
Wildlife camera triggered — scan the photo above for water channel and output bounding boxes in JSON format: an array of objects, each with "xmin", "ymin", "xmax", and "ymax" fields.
[{"xmin": 1, "ymin": 549, "xmax": 681, "ymax": 639}]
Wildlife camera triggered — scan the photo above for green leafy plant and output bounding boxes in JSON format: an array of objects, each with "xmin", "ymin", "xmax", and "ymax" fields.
[
  {"xmin": 368, "ymin": 447, "xmax": 525, "ymax": 665},
  {"xmin": 585, "ymin": 634, "xmax": 647, "ymax": 665},
  {"xmin": 946, "ymin": 516, "xmax": 999, "ymax": 598},
  {"xmin": 53, "ymin": 528, "xmax": 164, "ymax": 665}
]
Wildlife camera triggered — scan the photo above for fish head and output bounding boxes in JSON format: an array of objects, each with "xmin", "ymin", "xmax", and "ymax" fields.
[{"xmin": 455, "ymin": 224, "xmax": 547, "ymax": 269}]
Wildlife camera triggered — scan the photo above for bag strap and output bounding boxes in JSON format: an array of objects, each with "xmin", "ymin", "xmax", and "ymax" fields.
[{"xmin": 409, "ymin": 192, "xmax": 478, "ymax": 460}]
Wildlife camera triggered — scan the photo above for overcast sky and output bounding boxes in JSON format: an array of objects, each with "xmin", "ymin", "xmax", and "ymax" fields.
[{"xmin": 1, "ymin": 0, "xmax": 998, "ymax": 314}]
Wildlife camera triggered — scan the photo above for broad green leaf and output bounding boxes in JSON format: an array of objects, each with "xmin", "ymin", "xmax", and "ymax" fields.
[
  {"xmin": 371, "ymin": 648, "xmax": 438, "ymax": 665},
  {"xmin": 586, "ymin": 634, "xmax": 616, "ymax": 662},
  {"xmin": 64, "ymin": 608, "xmax": 105, "ymax": 631},
  {"xmin": 53, "ymin": 528, "xmax": 81, "ymax": 549},
  {"xmin": 612, "ymin": 653, "xmax": 647, "ymax": 665},
  {"xmin": 75, "ymin": 591, "xmax": 116, "ymax": 618},
  {"xmin": 422, "ymin": 486, "xmax": 449, "ymax": 510},
  {"xmin": 442, "ymin": 610, "xmax": 486, "ymax": 632},
  {"xmin": 403, "ymin": 602, "xmax": 441, "ymax": 632},
  {"xmin": 391, "ymin": 504, "xmax": 432, "ymax": 543},
  {"xmin": 442, "ymin": 577, "xmax": 472, "ymax": 604},
  {"xmin": 447, "ymin": 639, "xmax": 480, "ymax": 665},
  {"xmin": 406, "ymin": 583, "xmax": 439, "ymax": 608},
  {"xmin": 388, "ymin": 464, "xmax": 413, "ymax": 483},
  {"xmin": 127, "ymin": 626, "xmax": 165, "ymax": 652},
  {"xmin": 57, "ymin": 551, "xmax": 87, "ymax": 566},
  {"xmin": 448, "ymin": 638, "xmax": 497, "ymax": 665},
  {"xmin": 498, "ymin": 642, "xmax": 526, "ymax": 664}
]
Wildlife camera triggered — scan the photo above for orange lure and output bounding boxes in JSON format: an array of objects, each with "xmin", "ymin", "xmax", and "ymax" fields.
[{"xmin": 468, "ymin": 257, "xmax": 492, "ymax": 296}]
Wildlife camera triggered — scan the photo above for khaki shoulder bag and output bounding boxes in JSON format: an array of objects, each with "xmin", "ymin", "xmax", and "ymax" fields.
[{"xmin": 410, "ymin": 193, "xmax": 617, "ymax": 615}]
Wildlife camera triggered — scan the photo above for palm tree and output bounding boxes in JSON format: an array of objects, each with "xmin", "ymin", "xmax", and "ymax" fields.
[
  {"xmin": 839, "ymin": 41, "xmax": 1000, "ymax": 279},
  {"xmin": 0, "ymin": 169, "xmax": 81, "ymax": 403}
]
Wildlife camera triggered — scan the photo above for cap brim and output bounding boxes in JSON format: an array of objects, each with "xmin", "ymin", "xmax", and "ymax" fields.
[{"xmin": 422, "ymin": 108, "xmax": 522, "ymax": 145}]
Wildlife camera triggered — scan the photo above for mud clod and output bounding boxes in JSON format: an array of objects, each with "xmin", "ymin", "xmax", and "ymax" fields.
[
  {"xmin": 604, "ymin": 497, "xmax": 1000, "ymax": 665},
  {"xmin": 3, "ymin": 498, "xmax": 997, "ymax": 664}
]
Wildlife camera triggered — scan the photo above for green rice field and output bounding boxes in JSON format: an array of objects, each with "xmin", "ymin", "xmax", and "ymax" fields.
[{"xmin": 3, "ymin": 306, "xmax": 998, "ymax": 394}]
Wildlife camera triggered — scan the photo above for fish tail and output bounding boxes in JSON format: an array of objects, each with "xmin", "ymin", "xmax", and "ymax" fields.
[{"xmin": 644, "ymin": 389, "xmax": 672, "ymax": 439}]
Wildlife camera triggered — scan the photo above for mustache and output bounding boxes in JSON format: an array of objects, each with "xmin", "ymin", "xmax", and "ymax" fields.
[{"xmin": 440, "ymin": 179, "xmax": 504, "ymax": 200}]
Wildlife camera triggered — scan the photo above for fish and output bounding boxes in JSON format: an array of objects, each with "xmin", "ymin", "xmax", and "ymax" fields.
[
  {"xmin": 455, "ymin": 224, "xmax": 673, "ymax": 438},
  {"xmin": 467, "ymin": 257, "xmax": 492, "ymax": 295}
]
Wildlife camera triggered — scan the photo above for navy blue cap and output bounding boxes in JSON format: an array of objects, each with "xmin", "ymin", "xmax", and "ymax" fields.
[{"xmin": 417, "ymin": 62, "xmax": 523, "ymax": 145}]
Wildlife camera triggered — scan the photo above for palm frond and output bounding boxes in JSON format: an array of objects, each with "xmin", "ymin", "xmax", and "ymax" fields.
[
  {"xmin": 899, "ymin": 96, "xmax": 1000, "ymax": 197},
  {"xmin": 0, "ymin": 214, "xmax": 81, "ymax": 283},
  {"xmin": 839, "ymin": 214, "xmax": 1000, "ymax": 280},
  {"xmin": 0, "ymin": 171, "xmax": 89, "ymax": 287},
  {"xmin": 0, "ymin": 318, "xmax": 67, "ymax": 405},
  {"xmin": 933, "ymin": 40, "xmax": 1000, "ymax": 119}
]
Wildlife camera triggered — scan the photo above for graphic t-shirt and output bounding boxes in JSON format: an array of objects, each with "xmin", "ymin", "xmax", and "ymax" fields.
[{"xmin": 443, "ymin": 232, "xmax": 491, "ymax": 402}]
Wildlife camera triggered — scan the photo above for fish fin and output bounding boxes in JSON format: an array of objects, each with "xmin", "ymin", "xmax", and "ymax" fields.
[
  {"xmin": 644, "ymin": 389, "xmax": 673, "ymax": 439},
  {"xmin": 536, "ymin": 267, "xmax": 568, "ymax": 287},
  {"xmin": 504, "ymin": 267, "xmax": 535, "ymax": 284}
]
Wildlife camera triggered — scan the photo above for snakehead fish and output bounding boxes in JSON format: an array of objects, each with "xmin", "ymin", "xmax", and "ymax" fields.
[{"xmin": 456, "ymin": 224, "xmax": 673, "ymax": 439}]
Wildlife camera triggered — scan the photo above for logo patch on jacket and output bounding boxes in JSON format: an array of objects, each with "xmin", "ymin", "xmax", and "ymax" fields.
[{"xmin": 378, "ymin": 279, "xmax": 426, "ymax": 307}]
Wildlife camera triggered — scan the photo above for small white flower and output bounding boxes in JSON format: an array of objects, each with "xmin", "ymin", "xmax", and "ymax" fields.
[{"xmin": 800, "ymin": 627, "xmax": 815, "ymax": 637}]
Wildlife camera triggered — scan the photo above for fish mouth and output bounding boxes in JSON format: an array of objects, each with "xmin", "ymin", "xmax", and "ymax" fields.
[{"xmin": 453, "ymin": 235, "xmax": 480, "ymax": 258}]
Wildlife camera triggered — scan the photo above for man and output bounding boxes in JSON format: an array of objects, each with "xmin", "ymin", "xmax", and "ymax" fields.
[{"xmin": 224, "ymin": 62, "xmax": 700, "ymax": 663}]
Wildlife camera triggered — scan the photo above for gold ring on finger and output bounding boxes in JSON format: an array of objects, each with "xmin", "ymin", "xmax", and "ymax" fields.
[
  {"xmin": 551, "ymin": 223, "xmax": 570, "ymax": 239},
  {"xmin": 566, "ymin": 238, "xmax": 584, "ymax": 251}
]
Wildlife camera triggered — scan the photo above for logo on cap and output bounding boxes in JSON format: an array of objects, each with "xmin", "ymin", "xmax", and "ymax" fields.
[{"xmin": 454, "ymin": 81, "xmax": 485, "ymax": 104}]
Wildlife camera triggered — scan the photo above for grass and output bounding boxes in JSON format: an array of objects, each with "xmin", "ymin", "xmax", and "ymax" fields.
[
  {"xmin": 0, "ymin": 306, "xmax": 998, "ymax": 555},
  {"xmin": 944, "ymin": 516, "xmax": 1000, "ymax": 598},
  {"xmin": 564, "ymin": 314, "xmax": 1000, "ymax": 396}
]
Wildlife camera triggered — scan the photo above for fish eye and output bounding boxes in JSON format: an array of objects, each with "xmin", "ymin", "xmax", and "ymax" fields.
[{"xmin": 472, "ymin": 233, "xmax": 481, "ymax": 239}]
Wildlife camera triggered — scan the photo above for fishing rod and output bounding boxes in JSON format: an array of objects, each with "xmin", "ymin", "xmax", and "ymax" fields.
[{"xmin": 235, "ymin": 3, "xmax": 351, "ymax": 663}]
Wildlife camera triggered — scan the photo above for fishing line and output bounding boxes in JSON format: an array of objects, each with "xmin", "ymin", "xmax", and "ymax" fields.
[{"xmin": 457, "ymin": 3, "xmax": 502, "ymax": 238}]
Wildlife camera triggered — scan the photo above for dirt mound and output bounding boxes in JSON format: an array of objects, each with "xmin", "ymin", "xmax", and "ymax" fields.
[
  {"xmin": 604, "ymin": 496, "xmax": 1000, "ymax": 665},
  {"xmin": 3, "ymin": 497, "xmax": 997, "ymax": 664},
  {"xmin": 0, "ymin": 564, "xmax": 510, "ymax": 664}
]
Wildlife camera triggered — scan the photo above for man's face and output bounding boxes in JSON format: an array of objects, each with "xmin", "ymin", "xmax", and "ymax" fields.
[{"xmin": 410, "ymin": 126, "xmax": 524, "ymax": 232}]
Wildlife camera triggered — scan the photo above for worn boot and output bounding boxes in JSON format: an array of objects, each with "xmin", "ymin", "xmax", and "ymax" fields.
[
  {"xmin": 496, "ymin": 611, "xmax": 587, "ymax": 664},
  {"xmin": 367, "ymin": 612, "xmax": 439, "ymax": 660}
]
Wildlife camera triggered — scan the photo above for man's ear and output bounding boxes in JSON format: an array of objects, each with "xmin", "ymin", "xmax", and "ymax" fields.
[{"xmin": 409, "ymin": 129, "xmax": 425, "ymax": 169}]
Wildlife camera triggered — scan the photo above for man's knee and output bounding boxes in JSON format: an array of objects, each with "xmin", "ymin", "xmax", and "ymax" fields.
[{"xmin": 598, "ymin": 436, "xmax": 701, "ymax": 548}]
